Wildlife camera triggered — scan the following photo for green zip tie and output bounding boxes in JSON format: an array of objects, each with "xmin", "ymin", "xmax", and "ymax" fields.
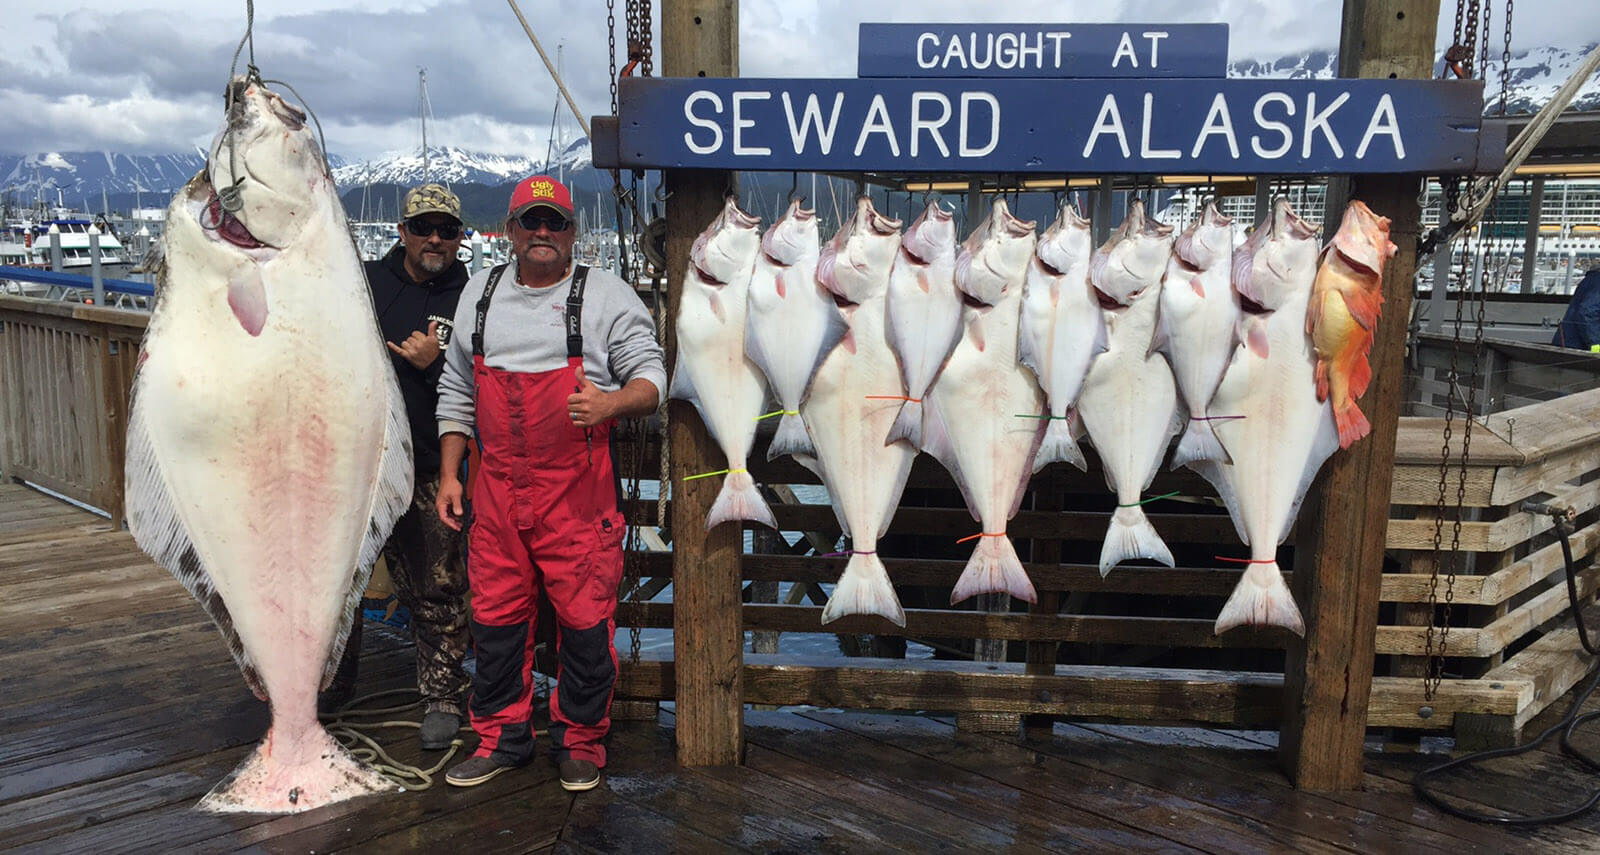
[
  {"xmin": 1117, "ymin": 491, "xmax": 1180, "ymax": 507},
  {"xmin": 683, "ymin": 466, "xmax": 747, "ymax": 482}
]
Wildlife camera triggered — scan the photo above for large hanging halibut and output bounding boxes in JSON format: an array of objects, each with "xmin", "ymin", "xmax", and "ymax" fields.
[{"xmin": 124, "ymin": 77, "xmax": 412, "ymax": 813}]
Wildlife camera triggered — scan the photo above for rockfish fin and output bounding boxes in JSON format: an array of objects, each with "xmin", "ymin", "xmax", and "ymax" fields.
[
  {"xmin": 124, "ymin": 375, "xmax": 265, "ymax": 697},
  {"xmin": 821, "ymin": 553, "xmax": 906, "ymax": 626},
  {"xmin": 1098, "ymin": 506, "xmax": 1175, "ymax": 576},
  {"xmin": 1033, "ymin": 418, "xmax": 1088, "ymax": 473},
  {"xmin": 706, "ymin": 467, "xmax": 777, "ymax": 531},
  {"xmin": 1214, "ymin": 561, "xmax": 1305, "ymax": 636},
  {"xmin": 950, "ymin": 534, "xmax": 1037, "ymax": 605},
  {"xmin": 329, "ymin": 355, "xmax": 415, "ymax": 686}
]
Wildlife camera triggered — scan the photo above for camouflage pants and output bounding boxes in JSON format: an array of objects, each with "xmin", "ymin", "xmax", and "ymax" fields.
[{"xmin": 382, "ymin": 476, "xmax": 471, "ymax": 716}]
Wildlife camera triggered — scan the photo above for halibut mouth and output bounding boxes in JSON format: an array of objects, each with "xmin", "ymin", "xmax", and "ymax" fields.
[{"xmin": 201, "ymin": 191, "xmax": 268, "ymax": 250}]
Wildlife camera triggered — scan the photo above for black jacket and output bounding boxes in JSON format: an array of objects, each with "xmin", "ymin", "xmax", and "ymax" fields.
[{"xmin": 366, "ymin": 245, "xmax": 469, "ymax": 479}]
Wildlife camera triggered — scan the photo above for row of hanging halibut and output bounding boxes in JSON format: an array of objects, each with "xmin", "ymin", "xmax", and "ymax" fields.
[{"xmin": 668, "ymin": 190, "xmax": 1392, "ymax": 637}]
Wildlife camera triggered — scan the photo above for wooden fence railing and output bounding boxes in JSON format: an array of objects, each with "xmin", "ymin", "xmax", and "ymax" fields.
[
  {"xmin": 3, "ymin": 292, "xmax": 1596, "ymax": 746},
  {"xmin": 0, "ymin": 295, "xmax": 147, "ymax": 526}
]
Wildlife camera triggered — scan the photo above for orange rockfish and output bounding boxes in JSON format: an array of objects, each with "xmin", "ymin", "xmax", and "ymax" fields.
[{"xmin": 1307, "ymin": 200, "xmax": 1396, "ymax": 449}]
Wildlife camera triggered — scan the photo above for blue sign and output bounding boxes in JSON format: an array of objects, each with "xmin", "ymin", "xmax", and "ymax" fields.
[
  {"xmin": 857, "ymin": 23, "xmax": 1229, "ymax": 78},
  {"xmin": 607, "ymin": 77, "xmax": 1499, "ymax": 175}
]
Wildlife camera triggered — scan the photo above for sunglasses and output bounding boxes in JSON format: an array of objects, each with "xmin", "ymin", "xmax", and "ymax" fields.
[
  {"xmin": 405, "ymin": 219, "xmax": 462, "ymax": 240},
  {"xmin": 517, "ymin": 210, "xmax": 572, "ymax": 232}
]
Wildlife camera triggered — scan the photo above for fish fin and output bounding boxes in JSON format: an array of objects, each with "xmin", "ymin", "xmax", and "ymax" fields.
[
  {"xmin": 1341, "ymin": 284, "xmax": 1384, "ymax": 331},
  {"xmin": 793, "ymin": 453, "xmax": 850, "ymax": 536},
  {"xmin": 1187, "ymin": 458, "xmax": 1249, "ymax": 544},
  {"xmin": 774, "ymin": 270, "xmax": 787, "ymax": 300},
  {"xmin": 1313, "ymin": 356, "xmax": 1331, "ymax": 402},
  {"xmin": 1190, "ymin": 276, "xmax": 1205, "ymax": 298},
  {"xmin": 920, "ymin": 398, "xmax": 980, "ymax": 521},
  {"xmin": 1011, "ymin": 419, "xmax": 1047, "ymax": 517},
  {"xmin": 1244, "ymin": 319, "xmax": 1270, "ymax": 359},
  {"xmin": 1279, "ymin": 413, "xmax": 1343, "ymax": 544},
  {"xmin": 1214, "ymin": 561, "xmax": 1305, "ymax": 636},
  {"xmin": 1334, "ymin": 402, "xmax": 1372, "ymax": 450},
  {"xmin": 821, "ymin": 553, "xmax": 905, "ymax": 626},
  {"xmin": 1344, "ymin": 346, "xmax": 1375, "ymax": 402},
  {"xmin": 197, "ymin": 726, "xmax": 397, "ymax": 813},
  {"xmin": 950, "ymin": 534, "xmax": 1037, "ymax": 605},
  {"xmin": 330, "ymin": 352, "xmax": 415, "ymax": 687},
  {"xmin": 885, "ymin": 399, "xmax": 924, "ymax": 447},
  {"xmin": 667, "ymin": 355, "xmax": 697, "ymax": 405},
  {"xmin": 767, "ymin": 413, "xmax": 815, "ymax": 460},
  {"xmin": 1147, "ymin": 299, "xmax": 1170, "ymax": 360},
  {"xmin": 741, "ymin": 313, "xmax": 778, "ymax": 392},
  {"xmin": 708, "ymin": 290, "xmax": 726, "ymax": 323},
  {"xmin": 124, "ymin": 372, "xmax": 265, "ymax": 698},
  {"xmin": 1033, "ymin": 419, "xmax": 1088, "ymax": 473},
  {"xmin": 1171, "ymin": 418, "xmax": 1231, "ymax": 468},
  {"xmin": 227, "ymin": 270, "xmax": 268, "ymax": 336},
  {"xmin": 966, "ymin": 312, "xmax": 986, "ymax": 352},
  {"xmin": 706, "ymin": 468, "xmax": 777, "ymax": 530},
  {"xmin": 1098, "ymin": 506, "xmax": 1175, "ymax": 576},
  {"xmin": 809, "ymin": 303, "xmax": 850, "ymax": 390},
  {"xmin": 1016, "ymin": 323, "xmax": 1046, "ymax": 385}
]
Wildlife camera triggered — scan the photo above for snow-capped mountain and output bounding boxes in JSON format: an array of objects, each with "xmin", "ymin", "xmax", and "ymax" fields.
[
  {"xmin": 1229, "ymin": 43, "xmax": 1600, "ymax": 113},
  {"xmin": 1, "ymin": 151, "xmax": 208, "ymax": 202},
  {"xmin": 332, "ymin": 138, "xmax": 592, "ymax": 189}
]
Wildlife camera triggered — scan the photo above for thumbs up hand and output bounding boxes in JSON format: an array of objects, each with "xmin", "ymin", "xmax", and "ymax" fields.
[{"xmin": 565, "ymin": 366, "xmax": 612, "ymax": 428}]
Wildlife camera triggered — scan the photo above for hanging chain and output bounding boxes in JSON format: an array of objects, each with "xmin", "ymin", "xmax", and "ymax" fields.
[
  {"xmin": 1443, "ymin": 0, "xmax": 1479, "ymax": 77},
  {"xmin": 1500, "ymin": 0, "xmax": 1515, "ymax": 114},
  {"xmin": 611, "ymin": 0, "xmax": 658, "ymax": 672},
  {"xmin": 607, "ymin": 0, "xmax": 617, "ymax": 116}
]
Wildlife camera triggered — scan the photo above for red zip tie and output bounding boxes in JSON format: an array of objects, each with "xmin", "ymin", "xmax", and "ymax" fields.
[
  {"xmin": 1214, "ymin": 556, "xmax": 1278, "ymax": 564},
  {"xmin": 865, "ymin": 395, "xmax": 922, "ymax": 402},
  {"xmin": 956, "ymin": 532, "xmax": 1006, "ymax": 544}
]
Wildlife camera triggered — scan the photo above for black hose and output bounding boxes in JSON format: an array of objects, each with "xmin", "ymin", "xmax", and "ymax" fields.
[{"xmin": 1413, "ymin": 515, "xmax": 1600, "ymax": 825}]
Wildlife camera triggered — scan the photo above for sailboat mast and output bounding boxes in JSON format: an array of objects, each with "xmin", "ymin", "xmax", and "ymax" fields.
[{"xmin": 419, "ymin": 68, "xmax": 429, "ymax": 184}]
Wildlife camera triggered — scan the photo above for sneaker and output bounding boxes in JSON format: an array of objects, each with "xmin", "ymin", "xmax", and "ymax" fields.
[
  {"xmin": 419, "ymin": 710, "xmax": 461, "ymax": 750},
  {"xmin": 559, "ymin": 759, "xmax": 601, "ymax": 792},
  {"xmin": 445, "ymin": 754, "xmax": 518, "ymax": 787}
]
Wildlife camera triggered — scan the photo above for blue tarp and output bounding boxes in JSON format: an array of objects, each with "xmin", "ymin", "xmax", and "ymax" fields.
[{"xmin": 1552, "ymin": 268, "xmax": 1600, "ymax": 351}]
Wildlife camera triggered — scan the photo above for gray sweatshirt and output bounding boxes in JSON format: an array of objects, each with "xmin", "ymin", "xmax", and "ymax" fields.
[{"xmin": 436, "ymin": 262, "xmax": 666, "ymax": 437}]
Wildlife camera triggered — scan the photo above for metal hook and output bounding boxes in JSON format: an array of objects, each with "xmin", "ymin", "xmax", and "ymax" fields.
[{"xmin": 787, "ymin": 171, "xmax": 799, "ymax": 203}]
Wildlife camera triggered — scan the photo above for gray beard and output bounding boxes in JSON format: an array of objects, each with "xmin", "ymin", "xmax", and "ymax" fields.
[{"xmin": 418, "ymin": 253, "xmax": 449, "ymax": 274}]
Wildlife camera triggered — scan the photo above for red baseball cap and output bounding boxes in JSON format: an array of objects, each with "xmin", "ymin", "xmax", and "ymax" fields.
[{"xmin": 508, "ymin": 174, "xmax": 575, "ymax": 219}]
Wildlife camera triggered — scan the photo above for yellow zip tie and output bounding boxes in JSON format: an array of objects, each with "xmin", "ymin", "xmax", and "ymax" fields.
[
  {"xmin": 683, "ymin": 466, "xmax": 747, "ymax": 482},
  {"xmin": 756, "ymin": 410, "xmax": 799, "ymax": 421}
]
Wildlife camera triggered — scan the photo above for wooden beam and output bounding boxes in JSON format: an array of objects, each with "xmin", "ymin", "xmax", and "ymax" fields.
[
  {"xmin": 1280, "ymin": 0, "xmax": 1440, "ymax": 791},
  {"xmin": 663, "ymin": 0, "xmax": 744, "ymax": 768}
]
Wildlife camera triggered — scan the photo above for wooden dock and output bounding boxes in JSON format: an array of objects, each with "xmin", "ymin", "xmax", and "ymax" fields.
[{"xmin": 5, "ymin": 482, "xmax": 1600, "ymax": 854}]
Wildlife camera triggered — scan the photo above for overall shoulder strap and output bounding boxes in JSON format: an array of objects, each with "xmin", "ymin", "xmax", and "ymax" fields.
[
  {"xmin": 565, "ymin": 265, "xmax": 591, "ymax": 360},
  {"xmin": 471, "ymin": 263, "xmax": 510, "ymax": 357}
]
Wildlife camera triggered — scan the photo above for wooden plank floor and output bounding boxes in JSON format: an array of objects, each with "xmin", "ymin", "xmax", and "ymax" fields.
[{"xmin": 4, "ymin": 481, "xmax": 1600, "ymax": 853}]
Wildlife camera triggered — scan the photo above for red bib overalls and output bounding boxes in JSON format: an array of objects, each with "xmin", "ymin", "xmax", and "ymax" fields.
[{"xmin": 465, "ymin": 264, "xmax": 626, "ymax": 768}]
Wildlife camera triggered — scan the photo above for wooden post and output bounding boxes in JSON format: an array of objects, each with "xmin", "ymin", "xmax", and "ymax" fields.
[
  {"xmin": 663, "ymin": 0, "xmax": 745, "ymax": 767},
  {"xmin": 1280, "ymin": 0, "xmax": 1440, "ymax": 790}
]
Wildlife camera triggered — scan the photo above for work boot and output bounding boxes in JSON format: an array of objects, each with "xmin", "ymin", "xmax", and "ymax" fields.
[
  {"xmin": 445, "ymin": 754, "xmax": 520, "ymax": 787},
  {"xmin": 419, "ymin": 710, "xmax": 462, "ymax": 750},
  {"xmin": 558, "ymin": 758, "xmax": 601, "ymax": 792}
]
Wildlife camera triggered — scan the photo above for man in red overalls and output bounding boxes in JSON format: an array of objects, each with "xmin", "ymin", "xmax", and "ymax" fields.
[{"xmin": 433, "ymin": 175, "xmax": 664, "ymax": 792}]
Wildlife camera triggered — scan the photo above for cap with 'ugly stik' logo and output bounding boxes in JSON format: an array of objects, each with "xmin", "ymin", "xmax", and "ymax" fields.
[{"xmin": 508, "ymin": 175, "xmax": 575, "ymax": 219}]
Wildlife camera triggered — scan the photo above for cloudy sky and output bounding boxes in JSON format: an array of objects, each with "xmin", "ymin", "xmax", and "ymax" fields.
[{"xmin": 2, "ymin": 0, "xmax": 1593, "ymax": 160}]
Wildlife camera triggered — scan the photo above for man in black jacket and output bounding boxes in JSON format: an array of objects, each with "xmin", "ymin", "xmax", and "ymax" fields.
[{"xmin": 323, "ymin": 183, "xmax": 473, "ymax": 750}]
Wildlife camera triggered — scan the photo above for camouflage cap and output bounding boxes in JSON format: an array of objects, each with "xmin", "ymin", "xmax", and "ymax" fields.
[{"xmin": 402, "ymin": 183, "xmax": 462, "ymax": 223}]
